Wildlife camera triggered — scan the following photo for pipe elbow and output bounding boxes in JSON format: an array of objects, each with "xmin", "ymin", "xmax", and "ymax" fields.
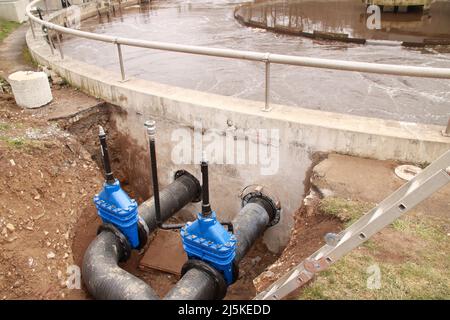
[{"xmin": 82, "ymin": 231, "xmax": 160, "ymax": 300}]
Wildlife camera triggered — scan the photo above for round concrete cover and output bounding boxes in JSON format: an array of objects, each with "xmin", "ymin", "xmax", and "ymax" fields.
[{"xmin": 394, "ymin": 164, "xmax": 422, "ymax": 181}]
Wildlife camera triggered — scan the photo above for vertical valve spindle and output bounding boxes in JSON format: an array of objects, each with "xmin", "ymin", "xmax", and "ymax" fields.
[
  {"xmin": 98, "ymin": 126, "xmax": 115, "ymax": 184},
  {"xmin": 201, "ymin": 152, "xmax": 212, "ymax": 217},
  {"xmin": 144, "ymin": 120, "xmax": 186, "ymax": 230},
  {"xmin": 145, "ymin": 120, "xmax": 162, "ymax": 226}
]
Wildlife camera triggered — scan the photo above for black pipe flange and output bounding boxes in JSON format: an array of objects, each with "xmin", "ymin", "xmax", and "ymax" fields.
[
  {"xmin": 135, "ymin": 218, "xmax": 149, "ymax": 250},
  {"xmin": 240, "ymin": 185, "xmax": 282, "ymax": 227},
  {"xmin": 232, "ymin": 260, "xmax": 239, "ymax": 285},
  {"xmin": 181, "ymin": 259, "xmax": 228, "ymax": 300},
  {"xmin": 174, "ymin": 169, "xmax": 202, "ymax": 202},
  {"xmin": 97, "ymin": 223, "xmax": 132, "ymax": 262}
]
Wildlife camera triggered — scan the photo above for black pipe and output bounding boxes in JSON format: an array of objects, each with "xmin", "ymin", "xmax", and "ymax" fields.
[
  {"xmin": 98, "ymin": 126, "xmax": 115, "ymax": 184},
  {"xmin": 82, "ymin": 172, "xmax": 201, "ymax": 300},
  {"xmin": 232, "ymin": 199, "xmax": 271, "ymax": 262},
  {"xmin": 201, "ymin": 156, "xmax": 212, "ymax": 217},
  {"xmin": 164, "ymin": 196, "xmax": 276, "ymax": 300},
  {"xmin": 145, "ymin": 120, "xmax": 162, "ymax": 226},
  {"xmin": 138, "ymin": 172, "xmax": 201, "ymax": 231},
  {"xmin": 37, "ymin": 8, "xmax": 43, "ymax": 20},
  {"xmin": 144, "ymin": 120, "xmax": 201, "ymax": 230},
  {"xmin": 164, "ymin": 268, "xmax": 218, "ymax": 300},
  {"xmin": 82, "ymin": 231, "xmax": 160, "ymax": 300}
]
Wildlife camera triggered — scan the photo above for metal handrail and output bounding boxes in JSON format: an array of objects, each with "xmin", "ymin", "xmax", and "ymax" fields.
[{"xmin": 26, "ymin": 0, "xmax": 450, "ymax": 126}]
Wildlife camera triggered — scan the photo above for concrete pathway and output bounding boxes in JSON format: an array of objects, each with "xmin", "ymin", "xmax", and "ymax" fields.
[
  {"xmin": 0, "ymin": 23, "xmax": 104, "ymax": 120},
  {"xmin": 313, "ymin": 153, "xmax": 450, "ymax": 219},
  {"xmin": 0, "ymin": 24, "xmax": 33, "ymax": 79}
]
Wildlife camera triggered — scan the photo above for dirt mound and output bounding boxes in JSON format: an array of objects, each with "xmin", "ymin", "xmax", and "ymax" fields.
[{"xmin": 0, "ymin": 94, "xmax": 103, "ymax": 299}]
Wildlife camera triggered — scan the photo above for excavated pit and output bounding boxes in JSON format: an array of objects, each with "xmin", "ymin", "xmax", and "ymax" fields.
[
  {"xmin": 0, "ymin": 91, "xmax": 343, "ymax": 299},
  {"xmin": 61, "ymin": 103, "xmax": 289, "ymax": 299},
  {"xmin": 60, "ymin": 102, "xmax": 346, "ymax": 299}
]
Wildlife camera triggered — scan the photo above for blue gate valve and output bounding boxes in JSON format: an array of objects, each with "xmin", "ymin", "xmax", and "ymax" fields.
[
  {"xmin": 181, "ymin": 153, "xmax": 237, "ymax": 285},
  {"xmin": 94, "ymin": 180, "xmax": 140, "ymax": 248},
  {"xmin": 181, "ymin": 211, "xmax": 237, "ymax": 285},
  {"xmin": 93, "ymin": 126, "xmax": 140, "ymax": 249}
]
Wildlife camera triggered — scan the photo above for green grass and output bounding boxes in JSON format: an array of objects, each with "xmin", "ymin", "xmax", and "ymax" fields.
[
  {"xmin": 319, "ymin": 197, "xmax": 374, "ymax": 227},
  {"xmin": 392, "ymin": 215, "xmax": 447, "ymax": 243},
  {"xmin": 1, "ymin": 136, "xmax": 26, "ymax": 148},
  {"xmin": 0, "ymin": 136, "xmax": 42, "ymax": 151},
  {"xmin": 22, "ymin": 46, "xmax": 38, "ymax": 67},
  {"xmin": 0, "ymin": 123, "xmax": 11, "ymax": 131},
  {"xmin": 0, "ymin": 19, "xmax": 20, "ymax": 42},
  {"xmin": 301, "ymin": 247, "xmax": 450, "ymax": 299},
  {"xmin": 300, "ymin": 207, "xmax": 450, "ymax": 300},
  {"xmin": 0, "ymin": 121, "xmax": 43, "ymax": 152}
]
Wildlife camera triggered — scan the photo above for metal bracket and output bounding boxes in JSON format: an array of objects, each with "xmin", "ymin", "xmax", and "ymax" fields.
[{"xmin": 304, "ymin": 257, "xmax": 331, "ymax": 273}]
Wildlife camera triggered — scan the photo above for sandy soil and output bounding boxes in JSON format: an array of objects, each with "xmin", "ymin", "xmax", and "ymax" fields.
[{"xmin": 0, "ymin": 94, "xmax": 103, "ymax": 299}]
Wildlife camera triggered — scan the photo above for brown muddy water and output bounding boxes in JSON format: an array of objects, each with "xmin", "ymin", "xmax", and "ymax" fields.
[
  {"xmin": 62, "ymin": 0, "xmax": 450, "ymax": 125},
  {"xmin": 236, "ymin": 0, "xmax": 450, "ymax": 42}
]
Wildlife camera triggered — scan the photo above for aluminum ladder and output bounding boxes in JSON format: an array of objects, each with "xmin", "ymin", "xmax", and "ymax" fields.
[{"xmin": 254, "ymin": 149, "xmax": 450, "ymax": 300}]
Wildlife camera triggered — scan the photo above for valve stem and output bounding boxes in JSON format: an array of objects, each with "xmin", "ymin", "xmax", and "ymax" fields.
[
  {"xmin": 98, "ymin": 126, "xmax": 115, "ymax": 184},
  {"xmin": 145, "ymin": 120, "xmax": 162, "ymax": 226},
  {"xmin": 201, "ymin": 151, "xmax": 212, "ymax": 217},
  {"xmin": 145, "ymin": 120, "xmax": 185, "ymax": 230}
]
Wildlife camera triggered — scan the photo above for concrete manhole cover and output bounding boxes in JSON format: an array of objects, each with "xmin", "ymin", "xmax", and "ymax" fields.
[{"xmin": 394, "ymin": 165, "xmax": 422, "ymax": 181}]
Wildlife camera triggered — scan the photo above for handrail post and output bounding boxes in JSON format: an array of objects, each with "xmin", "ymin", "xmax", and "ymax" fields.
[
  {"xmin": 443, "ymin": 118, "xmax": 450, "ymax": 137},
  {"xmin": 47, "ymin": 29, "xmax": 55, "ymax": 55},
  {"xmin": 44, "ymin": 0, "xmax": 49, "ymax": 16},
  {"xmin": 262, "ymin": 53, "xmax": 272, "ymax": 112},
  {"xmin": 116, "ymin": 43, "xmax": 126, "ymax": 81},
  {"xmin": 56, "ymin": 32, "xmax": 64, "ymax": 59},
  {"xmin": 30, "ymin": 20, "xmax": 36, "ymax": 39}
]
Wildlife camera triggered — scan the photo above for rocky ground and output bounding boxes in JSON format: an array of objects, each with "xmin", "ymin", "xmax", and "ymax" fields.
[{"xmin": 0, "ymin": 92, "xmax": 103, "ymax": 299}]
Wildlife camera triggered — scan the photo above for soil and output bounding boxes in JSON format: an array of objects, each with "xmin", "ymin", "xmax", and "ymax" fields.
[
  {"xmin": 253, "ymin": 206, "xmax": 343, "ymax": 298},
  {"xmin": 0, "ymin": 94, "xmax": 103, "ymax": 299}
]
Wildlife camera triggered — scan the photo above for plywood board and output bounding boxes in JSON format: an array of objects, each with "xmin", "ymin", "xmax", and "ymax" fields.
[{"xmin": 139, "ymin": 229, "xmax": 187, "ymax": 276}]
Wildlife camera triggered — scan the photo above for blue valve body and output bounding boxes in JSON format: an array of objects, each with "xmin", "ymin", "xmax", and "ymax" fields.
[
  {"xmin": 181, "ymin": 211, "xmax": 237, "ymax": 285},
  {"xmin": 93, "ymin": 179, "xmax": 140, "ymax": 248}
]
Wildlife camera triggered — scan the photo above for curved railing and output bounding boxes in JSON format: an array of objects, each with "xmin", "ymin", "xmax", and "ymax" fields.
[{"xmin": 25, "ymin": 0, "xmax": 450, "ymax": 132}]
